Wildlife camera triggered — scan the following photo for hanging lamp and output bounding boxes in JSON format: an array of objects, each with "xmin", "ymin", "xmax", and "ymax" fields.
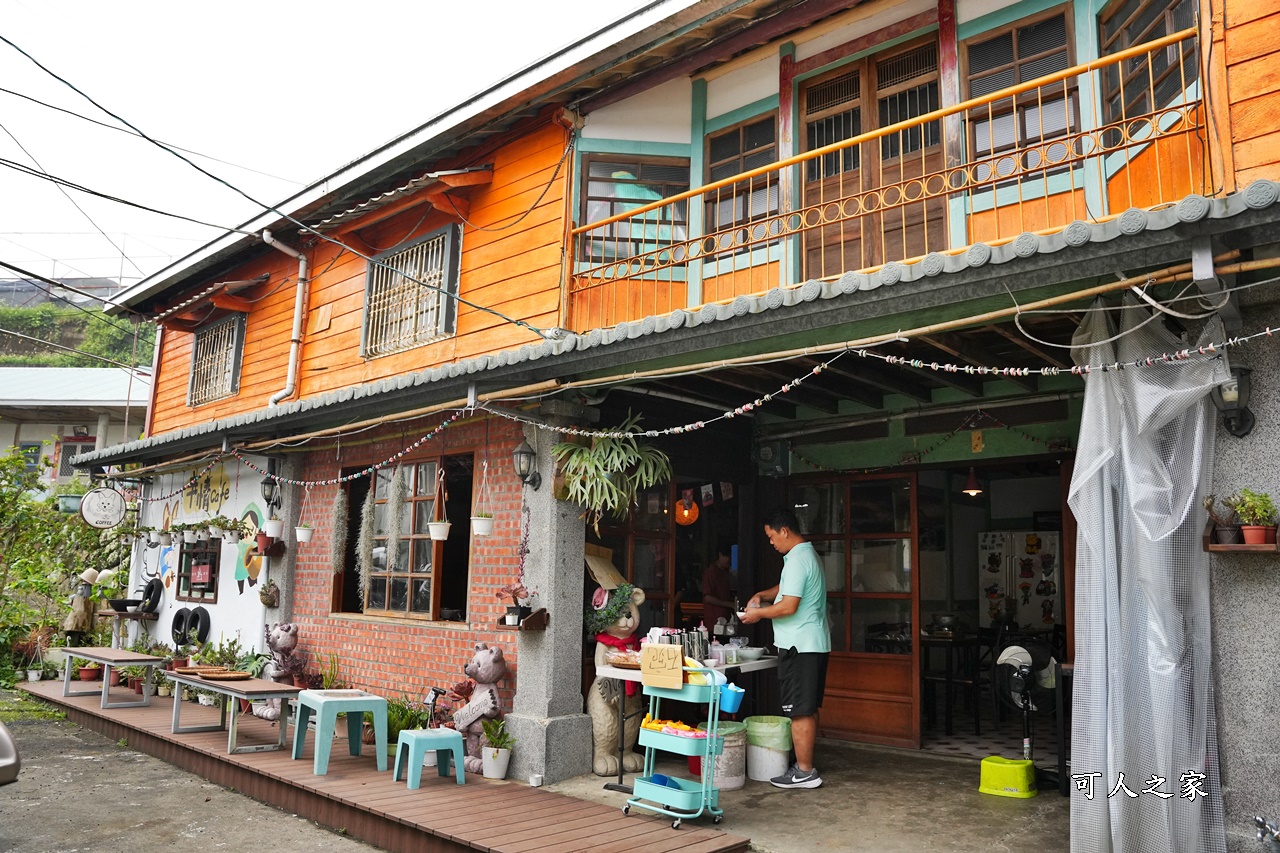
[{"xmin": 962, "ymin": 467, "xmax": 983, "ymax": 497}]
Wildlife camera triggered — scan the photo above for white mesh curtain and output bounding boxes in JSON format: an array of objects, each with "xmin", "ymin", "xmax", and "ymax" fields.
[{"xmin": 1069, "ymin": 301, "xmax": 1227, "ymax": 853}]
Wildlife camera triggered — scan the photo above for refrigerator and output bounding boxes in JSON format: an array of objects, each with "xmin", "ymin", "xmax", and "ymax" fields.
[{"xmin": 976, "ymin": 530, "xmax": 1061, "ymax": 630}]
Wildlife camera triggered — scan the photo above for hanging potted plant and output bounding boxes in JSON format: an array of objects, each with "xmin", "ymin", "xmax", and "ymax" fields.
[
  {"xmin": 552, "ymin": 411, "xmax": 672, "ymax": 534},
  {"xmin": 295, "ymin": 522, "xmax": 314, "ymax": 543},
  {"xmin": 428, "ymin": 468, "xmax": 451, "ymax": 540},
  {"xmin": 497, "ymin": 507, "xmax": 536, "ymax": 625},
  {"xmin": 480, "ymin": 718, "xmax": 515, "ymax": 779},
  {"xmin": 1237, "ymin": 488, "xmax": 1277, "ymax": 545},
  {"xmin": 262, "ymin": 515, "xmax": 285, "ymax": 539},
  {"xmin": 157, "ymin": 526, "xmax": 172, "ymax": 546},
  {"xmin": 471, "ymin": 457, "xmax": 495, "ymax": 537}
]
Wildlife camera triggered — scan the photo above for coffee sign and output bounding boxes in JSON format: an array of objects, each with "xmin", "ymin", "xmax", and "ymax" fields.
[{"xmin": 79, "ymin": 488, "xmax": 127, "ymax": 529}]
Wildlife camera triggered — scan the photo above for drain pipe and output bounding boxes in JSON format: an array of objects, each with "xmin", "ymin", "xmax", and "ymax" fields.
[{"xmin": 262, "ymin": 230, "xmax": 308, "ymax": 406}]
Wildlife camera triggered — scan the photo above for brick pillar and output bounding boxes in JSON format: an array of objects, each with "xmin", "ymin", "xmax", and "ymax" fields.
[{"xmin": 505, "ymin": 401, "xmax": 597, "ymax": 784}]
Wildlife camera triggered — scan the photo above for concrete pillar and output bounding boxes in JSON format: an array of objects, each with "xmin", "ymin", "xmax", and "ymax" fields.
[
  {"xmin": 505, "ymin": 400, "xmax": 597, "ymax": 785},
  {"xmin": 94, "ymin": 413, "xmax": 110, "ymax": 452}
]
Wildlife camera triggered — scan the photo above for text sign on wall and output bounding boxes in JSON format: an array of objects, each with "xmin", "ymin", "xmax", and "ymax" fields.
[
  {"xmin": 640, "ymin": 644, "xmax": 683, "ymax": 690},
  {"xmin": 191, "ymin": 564, "xmax": 212, "ymax": 585}
]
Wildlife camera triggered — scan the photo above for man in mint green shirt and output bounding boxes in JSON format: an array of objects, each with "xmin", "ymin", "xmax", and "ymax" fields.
[{"xmin": 742, "ymin": 507, "xmax": 829, "ymax": 789}]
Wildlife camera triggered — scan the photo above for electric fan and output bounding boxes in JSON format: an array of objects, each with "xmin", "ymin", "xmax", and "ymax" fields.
[{"xmin": 992, "ymin": 638, "xmax": 1059, "ymax": 786}]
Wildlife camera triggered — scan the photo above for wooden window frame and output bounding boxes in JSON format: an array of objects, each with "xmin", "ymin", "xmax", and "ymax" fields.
[
  {"xmin": 704, "ymin": 113, "xmax": 781, "ymax": 237},
  {"xmin": 186, "ymin": 313, "xmax": 246, "ymax": 407},
  {"xmin": 1097, "ymin": 0, "xmax": 1198, "ymax": 126},
  {"xmin": 176, "ymin": 540, "xmax": 220, "ymax": 603},
  {"xmin": 591, "ymin": 482, "xmax": 675, "ymax": 626},
  {"xmin": 580, "ymin": 154, "xmax": 691, "ymax": 265}
]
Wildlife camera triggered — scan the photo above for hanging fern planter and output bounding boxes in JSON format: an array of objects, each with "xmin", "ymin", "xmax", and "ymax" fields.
[{"xmin": 552, "ymin": 412, "xmax": 672, "ymax": 532}]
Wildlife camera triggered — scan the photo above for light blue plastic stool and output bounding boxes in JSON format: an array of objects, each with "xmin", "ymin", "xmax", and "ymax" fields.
[
  {"xmin": 291, "ymin": 689, "xmax": 388, "ymax": 775},
  {"xmin": 393, "ymin": 728, "xmax": 466, "ymax": 788}
]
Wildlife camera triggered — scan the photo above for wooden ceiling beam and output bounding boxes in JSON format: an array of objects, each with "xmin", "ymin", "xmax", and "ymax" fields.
[
  {"xmin": 920, "ymin": 333, "xmax": 1038, "ymax": 393},
  {"xmin": 984, "ymin": 323, "xmax": 1072, "ymax": 370},
  {"xmin": 806, "ymin": 357, "xmax": 937, "ymax": 403},
  {"xmin": 209, "ymin": 293, "xmax": 254, "ymax": 313}
]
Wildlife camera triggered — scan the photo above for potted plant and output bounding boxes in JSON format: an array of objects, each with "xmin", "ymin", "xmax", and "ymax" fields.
[
  {"xmin": 77, "ymin": 660, "xmax": 102, "ymax": 681},
  {"xmin": 155, "ymin": 672, "xmax": 172, "ymax": 698},
  {"xmin": 41, "ymin": 661, "xmax": 60, "ymax": 681},
  {"xmin": 471, "ymin": 511, "xmax": 494, "ymax": 537},
  {"xmin": 1204, "ymin": 494, "xmax": 1243, "ymax": 544},
  {"xmin": 471, "ymin": 459, "xmax": 495, "ymax": 536},
  {"xmin": 262, "ymin": 515, "xmax": 285, "ymax": 539},
  {"xmin": 216, "ymin": 516, "xmax": 246, "ymax": 543},
  {"xmin": 258, "ymin": 578, "xmax": 281, "ymax": 608},
  {"xmin": 1237, "ymin": 488, "xmax": 1277, "ymax": 544},
  {"xmin": 157, "ymin": 526, "xmax": 173, "ymax": 546},
  {"xmin": 480, "ymin": 718, "xmax": 514, "ymax": 779},
  {"xmin": 552, "ymin": 411, "xmax": 672, "ymax": 533},
  {"xmin": 428, "ymin": 468, "xmax": 451, "ymax": 540},
  {"xmin": 295, "ymin": 521, "xmax": 314, "ymax": 543},
  {"xmin": 234, "ymin": 651, "xmax": 271, "ymax": 712}
]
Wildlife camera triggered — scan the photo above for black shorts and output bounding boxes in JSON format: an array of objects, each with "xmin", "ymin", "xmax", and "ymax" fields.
[{"xmin": 777, "ymin": 648, "xmax": 829, "ymax": 718}]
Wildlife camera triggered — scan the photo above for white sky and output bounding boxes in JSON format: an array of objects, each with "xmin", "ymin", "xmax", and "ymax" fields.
[{"xmin": 0, "ymin": 0, "xmax": 647, "ymax": 286}]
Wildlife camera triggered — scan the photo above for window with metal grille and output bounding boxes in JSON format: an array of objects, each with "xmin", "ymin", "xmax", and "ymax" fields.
[
  {"xmin": 965, "ymin": 11, "xmax": 1076, "ymax": 184},
  {"xmin": 176, "ymin": 540, "xmax": 219, "ymax": 603},
  {"xmin": 806, "ymin": 70, "xmax": 861, "ymax": 183},
  {"xmin": 187, "ymin": 314, "xmax": 245, "ymax": 407},
  {"xmin": 581, "ymin": 156, "xmax": 690, "ymax": 264},
  {"xmin": 877, "ymin": 44, "xmax": 941, "ymax": 160},
  {"xmin": 56, "ymin": 440, "xmax": 92, "ymax": 478},
  {"xmin": 363, "ymin": 224, "xmax": 461, "ymax": 358},
  {"xmin": 1098, "ymin": 0, "xmax": 1197, "ymax": 126},
  {"xmin": 705, "ymin": 115, "xmax": 780, "ymax": 238}
]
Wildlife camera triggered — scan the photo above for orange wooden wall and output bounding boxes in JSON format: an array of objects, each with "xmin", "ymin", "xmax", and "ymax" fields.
[
  {"xmin": 150, "ymin": 123, "xmax": 570, "ymax": 436},
  {"xmin": 1223, "ymin": 0, "xmax": 1280, "ymax": 184},
  {"xmin": 1106, "ymin": 110, "xmax": 1207, "ymax": 211},
  {"xmin": 966, "ymin": 188, "xmax": 1089, "ymax": 245}
]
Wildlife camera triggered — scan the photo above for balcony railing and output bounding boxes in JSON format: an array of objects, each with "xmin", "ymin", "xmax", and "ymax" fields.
[{"xmin": 568, "ymin": 28, "xmax": 1205, "ymax": 332}]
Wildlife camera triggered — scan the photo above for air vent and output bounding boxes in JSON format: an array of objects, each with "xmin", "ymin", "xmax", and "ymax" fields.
[
  {"xmin": 806, "ymin": 70, "xmax": 860, "ymax": 114},
  {"xmin": 877, "ymin": 43, "xmax": 938, "ymax": 89}
]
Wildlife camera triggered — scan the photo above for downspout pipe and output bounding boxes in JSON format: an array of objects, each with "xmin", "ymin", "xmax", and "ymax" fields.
[{"xmin": 262, "ymin": 230, "xmax": 308, "ymax": 406}]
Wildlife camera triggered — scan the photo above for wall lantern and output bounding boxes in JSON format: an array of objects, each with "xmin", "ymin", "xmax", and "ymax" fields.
[
  {"xmin": 1210, "ymin": 365, "xmax": 1254, "ymax": 438},
  {"xmin": 260, "ymin": 463, "xmax": 282, "ymax": 514},
  {"xmin": 512, "ymin": 439, "xmax": 541, "ymax": 490},
  {"xmin": 961, "ymin": 467, "xmax": 984, "ymax": 497}
]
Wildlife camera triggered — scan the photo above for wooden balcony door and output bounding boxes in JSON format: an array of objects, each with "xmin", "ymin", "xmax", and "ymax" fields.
[
  {"xmin": 801, "ymin": 38, "xmax": 947, "ymax": 279},
  {"xmin": 790, "ymin": 473, "xmax": 920, "ymax": 748}
]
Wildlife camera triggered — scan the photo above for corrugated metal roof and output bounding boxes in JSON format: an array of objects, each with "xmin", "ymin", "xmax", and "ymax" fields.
[
  {"xmin": 72, "ymin": 181, "xmax": 1280, "ymax": 469},
  {"xmin": 0, "ymin": 367, "xmax": 151, "ymax": 406}
]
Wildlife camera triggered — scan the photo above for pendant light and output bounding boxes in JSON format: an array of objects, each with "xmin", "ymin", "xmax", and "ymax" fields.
[{"xmin": 962, "ymin": 467, "xmax": 983, "ymax": 497}]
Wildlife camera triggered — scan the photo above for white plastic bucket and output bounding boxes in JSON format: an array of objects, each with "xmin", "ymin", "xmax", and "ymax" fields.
[
  {"xmin": 746, "ymin": 743, "xmax": 790, "ymax": 781},
  {"xmin": 698, "ymin": 721, "xmax": 747, "ymax": 790},
  {"xmin": 745, "ymin": 715, "xmax": 792, "ymax": 782}
]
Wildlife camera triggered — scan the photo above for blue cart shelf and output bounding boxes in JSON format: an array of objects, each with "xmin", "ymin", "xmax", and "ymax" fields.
[{"xmin": 624, "ymin": 666, "xmax": 724, "ymax": 829}]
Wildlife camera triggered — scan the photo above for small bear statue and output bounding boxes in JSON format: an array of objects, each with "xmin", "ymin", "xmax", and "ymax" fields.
[
  {"xmin": 585, "ymin": 582, "xmax": 646, "ymax": 776},
  {"xmin": 452, "ymin": 642, "xmax": 508, "ymax": 773}
]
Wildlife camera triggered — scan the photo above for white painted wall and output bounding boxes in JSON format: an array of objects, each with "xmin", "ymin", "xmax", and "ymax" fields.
[
  {"xmin": 957, "ymin": 0, "xmax": 1021, "ymax": 27},
  {"xmin": 794, "ymin": 0, "xmax": 935, "ymax": 64},
  {"xmin": 581, "ymin": 77, "xmax": 692, "ymax": 143},
  {"xmin": 130, "ymin": 455, "xmax": 278, "ymax": 656},
  {"xmin": 6, "ymin": 420, "xmax": 141, "ymax": 487},
  {"xmin": 706, "ymin": 54, "xmax": 780, "ymax": 121}
]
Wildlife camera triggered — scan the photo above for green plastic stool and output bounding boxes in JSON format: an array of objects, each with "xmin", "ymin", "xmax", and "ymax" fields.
[
  {"xmin": 394, "ymin": 728, "xmax": 466, "ymax": 787},
  {"xmin": 291, "ymin": 689, "xmax": 388, "ymax": 775}
]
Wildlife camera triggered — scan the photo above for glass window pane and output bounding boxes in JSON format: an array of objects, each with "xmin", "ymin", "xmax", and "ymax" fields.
[
  {"xmin": 412, "ymin": 539, "xmax": 433, "ymax": 573},
  {"xmin": 411, "ymin": 578, "xmax": 432, "ymax": 614},
  {"xmin": 395, "ymin": 540, "xmax": 410, "ymax": 570},
  {"xmin": 791, "ymin": 483, "xmax": 845, "ymax": 535},
  {"xmin": 848, "ymin": 479, "xmax": 912, "ymax": 533},
  {"xmin": 375, "ymin": 468, "xmax": 393, "ymax": 500},
  {"xmin": 368, "ymin": 578, "xmax": 387, "ymax": 610},
  {"xmin": 826, "ymin": 597, "xmax": 848, "ymax": 652},
  {"xmin": 631, "ymin": 536, "xmax": 667, "ymax": 590},
  {"xmin": 852, "ymin": 600, "xmax": 913, "ymax": 655},
  {"xmin": 372, "ymin": 540, "xmax": 388, "ymax": 570},
  {"xmin": 634, "ymin": 486, "xmax": 670, "ymax": 531},
  {"xmin": 374, "ymin": 503, "xmax": 387, "ymax": 536},
  {"xmin": 415, "ymin": 462, "xmax": 438, "ymax": 497},
  {"xmin": 414, "ymin": 500, "xmax": 438, "ymax": 534},
  {"xmin": 851, "ymin": 539, "xmax": 912, "ymax": 592},
  {"xmin": 389, "ymin": 577, "xmax": 408, "ymax": 612},
  {"xmin": 812, "ymin": 540, "xmax": 847, "ymax": 592}
]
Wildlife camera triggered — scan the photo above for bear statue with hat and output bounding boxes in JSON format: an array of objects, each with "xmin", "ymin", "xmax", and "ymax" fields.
[{"xmin": 584, "ymin": 544, "xmax": 647, "ymax": 776}]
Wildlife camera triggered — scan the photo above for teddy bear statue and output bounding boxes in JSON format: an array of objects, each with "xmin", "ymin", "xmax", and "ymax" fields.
[
  {"xmin": 252, "ymin": 622, "xmax": 300, "ymax": 721},
  {"xmin": 452, "ymin": 642, "xmax": 508, "ymax": 773},
  {"xmin": 585, "ymin": 582, "xmax": 646, "ymax": 776}
]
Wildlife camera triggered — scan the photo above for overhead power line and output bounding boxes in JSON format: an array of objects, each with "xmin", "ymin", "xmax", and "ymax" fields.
[
  {"xmin": 0, "ymin": 119, "xmax": 143, "ymax": 276},
  {"xmin": 0, "ymin": 325, "xmax": 152, "ymax": 372},
  {"xmin": 0, "ymin": 34, "xmax": 551, "ymax": 340},
  {"xmin": 0, "ymin": 257, "xmax": 149, "ymax": 322},
  {"xmin": 0, "ymin": 85, "xmax": 306, "ymax": 186}
]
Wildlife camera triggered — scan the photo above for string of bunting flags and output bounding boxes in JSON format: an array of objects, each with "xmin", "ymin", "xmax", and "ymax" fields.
[{"xmin": 119, "ymin": 323, "xmax": 1272, "ymax": 501}]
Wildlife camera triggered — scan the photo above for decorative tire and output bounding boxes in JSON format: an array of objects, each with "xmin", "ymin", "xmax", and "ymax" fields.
[
  {"xmin": 171, "ymin": 607, "xmax": 191, "ymax": 645},
  {"xmin": 140, "ymin": 578, "xmax": 164, "ymax": 613},
  {"xmin": 188, "ymin": 606, "xmax": 212, "ymax": 644}
]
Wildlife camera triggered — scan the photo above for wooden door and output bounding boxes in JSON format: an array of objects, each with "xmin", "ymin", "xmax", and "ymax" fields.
[
  {"xmin": 801, "ymin": 38, "xmax": 947, "ymax": 279},
  {"xmin": 790, "ymin": 473, "xmax": 920, "ymax": 747}
]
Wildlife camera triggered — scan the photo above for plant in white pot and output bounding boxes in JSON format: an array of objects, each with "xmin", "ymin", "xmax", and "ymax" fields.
[
  {"xmin": 428, "ymin": 468, "xmax": 451, "ymax": 540},
  {"xmin": 262, "ymin": 515, "xmax": 285, "ymax": 538},
  {"xmin": 481, "ymin": 718, "xmax": 515, "ymax": 779},
  {"xmin": 295, "ymin": 522, "xmax": 314, "ymax": 543},
  {"xmin": 470, "ymin": 459, "xmax": 495, "ymax": 536}
]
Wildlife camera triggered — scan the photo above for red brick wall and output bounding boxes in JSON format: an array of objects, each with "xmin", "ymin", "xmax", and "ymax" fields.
[{"xmin": 290, "ymin": 412, "xmax": 529, "ymax": 706}]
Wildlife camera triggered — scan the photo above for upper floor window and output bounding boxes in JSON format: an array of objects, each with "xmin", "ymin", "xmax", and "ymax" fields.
[
  {"xmin": 363, "ymin": 224, "xmax": 461, "ymax": 358},
  {"xmin": 965, "ymin": 11, "xmax": 1075, "ymax": 183},
  {"xmin": 705, "ymin": 115, "xmax": 780, "ymax": 237},
  {"xmin": 580, "ymin": 156, "xmax": 690, "ymax": 263},
  {"xmin": 188, "ymin": 314, "xmax": 246, "ymax": 407},
  {"xmin": 1099, "ymin": 0, "xmax": 1198, "ymax": 125}
]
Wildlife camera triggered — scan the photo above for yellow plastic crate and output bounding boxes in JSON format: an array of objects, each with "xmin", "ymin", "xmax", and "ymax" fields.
[{"xmin": 979, "ymin": 756, "xmax": 1038, "ymax": 798}]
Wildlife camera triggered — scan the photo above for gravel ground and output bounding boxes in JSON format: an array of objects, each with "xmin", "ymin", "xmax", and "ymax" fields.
[{"xmin": 0, "ymin": 689, "xmax": 377, "ymax": 853}]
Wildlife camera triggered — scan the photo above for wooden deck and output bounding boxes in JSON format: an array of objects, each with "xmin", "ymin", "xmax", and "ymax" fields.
[{"xmin": 21, "ymin": 681, "xmax": 748, "ymax": 853}]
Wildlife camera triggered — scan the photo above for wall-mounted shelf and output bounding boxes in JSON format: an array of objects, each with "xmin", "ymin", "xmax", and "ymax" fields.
[
  {"xmin": 493, "ymin": 607, "xmax": 548, "ymax": 632},
  {"xmin": 1202, "ymin": 523, "xmax": 1279, "ymax": 553}
]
